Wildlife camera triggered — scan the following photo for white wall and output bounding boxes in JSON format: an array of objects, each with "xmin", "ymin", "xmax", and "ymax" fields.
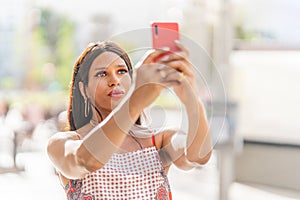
[{"xmin": 229, "ymin": 51, "xmax": 300, "ymax": 144}]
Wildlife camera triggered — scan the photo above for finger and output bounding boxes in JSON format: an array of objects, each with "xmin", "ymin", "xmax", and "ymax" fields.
[
  {"xmin": 161, "ymin": 71, "xmax": 184, "ymax": 85},
  {"xmin": 156, "ymin": 64, "xmax": 174, "ymax": 73},
  {"xmin": 157, "ymin": 67, "xmax": 174, "ymax": 80},
  {"xmin": 164, "ymin": 60, "xmax": 193, "ymax": 76},
  {"xmin": 157, "ymin": 51, "xmax": 188, "ymax": 63},
  {"xmin": 175, "ymin": 40, "xmax": 189, "ymax": 55},
  {"xmin": 143, "ymin": 47, "xmax": 170, "ymax": 64},
  {"xmin": 156, "ymin": 64, "xmax": 181, "ymax": 79}
]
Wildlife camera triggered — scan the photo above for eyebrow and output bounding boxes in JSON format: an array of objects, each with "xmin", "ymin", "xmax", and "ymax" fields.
[{"xmin": 95, "ymin": 64, "xmax": 127, "ymax": 70}]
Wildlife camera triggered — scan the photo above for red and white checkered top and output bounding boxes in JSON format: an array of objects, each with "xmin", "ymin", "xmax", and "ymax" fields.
[{"xmin": 65, "ymin": 145, "xmax": 172, "ymax": 200}]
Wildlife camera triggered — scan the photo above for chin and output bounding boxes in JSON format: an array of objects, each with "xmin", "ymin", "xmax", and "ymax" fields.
[{"xmin": 110, "ymin": 99, "xmax": 123, "ymax": 109}]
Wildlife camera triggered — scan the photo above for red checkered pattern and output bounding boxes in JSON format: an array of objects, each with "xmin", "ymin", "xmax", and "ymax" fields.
[{"xmin": 73, "ymin": 146, "xmax": 170, "ymax": 199}]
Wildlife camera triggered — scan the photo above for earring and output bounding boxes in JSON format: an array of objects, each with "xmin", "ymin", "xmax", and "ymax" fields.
[{"xmin": 84, "ymin": 98, "xmax": 90, "ymax": 117}]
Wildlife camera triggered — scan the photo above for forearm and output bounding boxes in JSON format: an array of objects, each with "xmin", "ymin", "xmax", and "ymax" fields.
[
  {"xmin": 47, "ymin": 132, "xmax": 91, "ymax": 179},
  {"xmin": 47, "ymin": 91, "xmax": 146, "ymax": 178},
  {"xmin": 78, "ymin": 91, "xmax": 144, "ymax": 169},
  {"xmin": 185, "ymin": 97, "xmax": 212, "ymax": 164}
]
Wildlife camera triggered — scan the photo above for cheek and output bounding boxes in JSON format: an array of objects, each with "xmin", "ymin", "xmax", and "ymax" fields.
[
  {"xmin": 88, "ymin": 80, "xmax": 106, "ymax": 102},
  {"xmin": 121, "ymin": 75, "xmax": 132, "ymax": 90},
  {"xmin": 96, "ymin": 80, "xmax": 107, "ymax": 96}
]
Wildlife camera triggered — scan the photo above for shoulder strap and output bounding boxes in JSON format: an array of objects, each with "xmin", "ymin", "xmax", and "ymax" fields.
[{"xmin": 151, "ymin": 134, "xmax": 156, "ymax": 147}]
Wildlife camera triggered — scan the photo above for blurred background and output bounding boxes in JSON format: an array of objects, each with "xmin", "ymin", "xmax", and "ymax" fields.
[{"xmin": 0, "ymin": 0, "xmax": 299, "ymax": 199}]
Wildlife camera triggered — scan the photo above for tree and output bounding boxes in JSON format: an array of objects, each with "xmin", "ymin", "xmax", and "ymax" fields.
[{"xmin": 29, "ymin": 8, "xmax": 75, "ymax": 91}]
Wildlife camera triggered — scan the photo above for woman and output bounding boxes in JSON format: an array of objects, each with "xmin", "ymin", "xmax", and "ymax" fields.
[{"xmin": 47, "ymin": 41, "xmax": 212, "ymax": 200}]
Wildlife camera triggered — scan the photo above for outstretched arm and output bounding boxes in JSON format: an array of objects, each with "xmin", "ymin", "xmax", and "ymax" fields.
[
  {"xmin": 184, "ymin": 93, "xmax": 212, "ymax": 164},
  {"xmin": 158, "ymin": 41, "xmax": 212, "ymax": 166},
  {"xmin": 47, "ymin": 49, "xmax": 179, "ymax": 179},
  {"xmin": 47, "ymin": 92, "xmax": 147, "ymax": 179}
]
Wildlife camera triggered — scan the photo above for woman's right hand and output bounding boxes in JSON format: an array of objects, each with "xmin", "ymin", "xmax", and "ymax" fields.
[{"xmin": 132, "ymin": 49, "xmax": 178, "ymax": 109}]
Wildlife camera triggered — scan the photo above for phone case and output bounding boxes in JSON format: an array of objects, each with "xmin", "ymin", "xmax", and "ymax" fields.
[{"xmin": 151, "ymin": 22, "xmax": 180, "ymax": 52}]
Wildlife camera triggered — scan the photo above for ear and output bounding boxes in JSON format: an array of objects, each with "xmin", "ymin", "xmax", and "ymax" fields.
[{"xmin": 78, "ymin": 81, "xmax": 87, "ymax": 99}]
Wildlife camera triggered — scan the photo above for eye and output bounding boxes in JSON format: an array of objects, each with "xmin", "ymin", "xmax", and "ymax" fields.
[
  {"xmin": 95, "ymin": 71, "xmax": 107, "ymax": 77},
  {"xmin": 118, "ymin": 69, "xmax": 128, "ymax": 75}
]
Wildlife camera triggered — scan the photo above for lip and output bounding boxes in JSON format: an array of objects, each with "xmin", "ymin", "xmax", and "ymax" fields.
[{"xmin": 108, "ymin": 89, "xmax": 125, "ymax": 98}]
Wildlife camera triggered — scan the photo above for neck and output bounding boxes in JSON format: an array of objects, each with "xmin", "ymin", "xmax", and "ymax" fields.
[{"xmin": 91, "ymin": 105, "xmax": 110, "ymax": 123}]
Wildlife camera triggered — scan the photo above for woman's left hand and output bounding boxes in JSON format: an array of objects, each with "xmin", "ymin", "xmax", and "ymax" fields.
[
  {"xmin": 156, "ymin": 41, "xmax": 198, "ymax": 104},
  {"xmin": 157, "ymin": 42, "xmax": 212, "ymax": 166}
]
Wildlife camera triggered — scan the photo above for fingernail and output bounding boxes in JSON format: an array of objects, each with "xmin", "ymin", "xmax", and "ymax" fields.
[
  {"xmin": 158, "ymin": 64, "xmax": 166, "ymax": 70},
  {"xmin": 160, "ymin": 55, "xmax": 170, "ymax": 61},
  {"xmin": 159, "ymin": 47, "xmax": 170, "ymax": 51},
  {"xmin": 175, "ymin": 40, "xmax": 181, "ymax": 44}
]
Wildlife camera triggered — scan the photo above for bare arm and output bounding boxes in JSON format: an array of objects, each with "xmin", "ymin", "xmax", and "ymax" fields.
[
  {"xmin": 184, "ymin": 96, "xmax": 212, "ymax": 164},
  {"xmin": 47, "ymin": 132, "xmax": 88, "ymax": 179},
  {"xmin": 158, "ymin": 41, "xmax": 212, "ymax": 166},
  {"xmin": 159, "ymin": 130, "xmax": 197, "ymax": 171},
  {"xmin": 47, "ymin": 96, "xmax": 144, "ymax": 179},
  {"xmin": 171, "ymin": 66, "xmax": 212, "ymax": 165},
  {"xmin": 47, "ymin": 49, "xmax": 178, "ymax": 179},
  {"xmin": 159, "ymin": 122, "xmax": 211, "ymax": 172}
]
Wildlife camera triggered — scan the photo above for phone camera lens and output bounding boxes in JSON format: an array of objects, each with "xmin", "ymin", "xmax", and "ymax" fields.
[{"xmin": 155, "ymin": 25, "xmax": 158, "ymax": 35}]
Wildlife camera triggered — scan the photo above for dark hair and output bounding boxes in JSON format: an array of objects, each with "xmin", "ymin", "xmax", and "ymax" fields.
[{"xmin": 67, "ymin": 41, "xmax": 134, "ymax": 131}]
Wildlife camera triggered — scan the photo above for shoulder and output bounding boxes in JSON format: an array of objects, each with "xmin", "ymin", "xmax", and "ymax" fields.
[
  {"xmin": 153, "ymin": 128, "xmax": 179, "ymax": 150},
  {"xmin": 47, "ymin": 131, "xmax": 81, "ymax": 158},
  {"xmin": 49, "ymin": 131, "xmax": 81, "ymax": 142}
]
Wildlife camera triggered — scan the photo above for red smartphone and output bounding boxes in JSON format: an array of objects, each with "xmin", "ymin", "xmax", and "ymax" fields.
[{"xmin": 151, "ymin": 22, "xmax": 180, "ymax": 61}]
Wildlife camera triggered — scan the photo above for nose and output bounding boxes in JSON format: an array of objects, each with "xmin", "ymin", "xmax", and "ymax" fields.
[{"xmin": 108, "ymin": 73, "xmax": 120, "ymax": 87}]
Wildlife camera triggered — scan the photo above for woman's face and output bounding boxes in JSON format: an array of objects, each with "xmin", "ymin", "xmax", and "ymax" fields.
[{"xmin": 85, "ymin": 51, "xmax": 131, "ymax": 117}]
